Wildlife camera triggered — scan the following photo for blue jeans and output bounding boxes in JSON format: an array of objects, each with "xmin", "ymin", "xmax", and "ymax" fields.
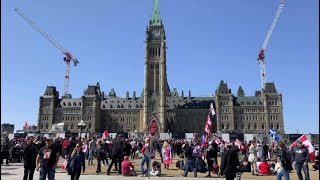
[
  {"xmin": 295, "ymin": 163, "xmax": 310, "ymax": 180},
  {"xmin": 183, "ymin": 157, "xmax": 197, "ymax": 177},
  {"xmin": 277, "ymin": 169, "xmax": 290, "ymax": 180},
  {"xmin": 140, "ymin": 155, "xmax": 150, "ymax": 175},
  {"xmin": 39, "ymin": 167, "xmax": 55, "ymax": 180}
]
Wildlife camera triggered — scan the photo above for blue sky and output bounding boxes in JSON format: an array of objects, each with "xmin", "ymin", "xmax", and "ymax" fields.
[{"xmin": 1, "ymin": 0, "xmax": 319, "ymax": 134}]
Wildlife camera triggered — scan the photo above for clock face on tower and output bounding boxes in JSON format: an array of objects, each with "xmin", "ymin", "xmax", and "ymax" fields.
[{"xmin": 152, "ymin": 29, "xmax": 160, "ymax": 38}]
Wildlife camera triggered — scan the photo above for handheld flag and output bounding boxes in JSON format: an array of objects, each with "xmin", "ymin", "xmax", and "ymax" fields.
[
  {"xmin": 102, "ymin": 130, "xmax": 109, "ymax": 140},
  {"xmin": 269, "ymin": 128, "xmax": 280, "ymax": 142},
  {"xmin": 210, "ymin": 103, "xmax": 216, "ymax": 116},
  {"xmin": 291, "ymin": 135, "xmax": 315, "ymax": 162}
]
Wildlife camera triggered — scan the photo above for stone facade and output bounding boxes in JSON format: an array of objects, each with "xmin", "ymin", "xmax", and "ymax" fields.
[{"xmin": 37, "ymin": 1, "xmax": 285, "ymax": 135}]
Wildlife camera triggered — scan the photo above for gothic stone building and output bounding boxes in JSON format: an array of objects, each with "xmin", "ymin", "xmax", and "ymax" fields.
[{"xmin": 37, "ymin": 0, "xmax": 285, "ymax": 135}]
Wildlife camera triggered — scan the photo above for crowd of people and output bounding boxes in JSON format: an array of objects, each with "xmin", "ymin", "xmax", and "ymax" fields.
[{"xmin": 1, "ymin": 134, "xmax": 319, "ymax": 180}]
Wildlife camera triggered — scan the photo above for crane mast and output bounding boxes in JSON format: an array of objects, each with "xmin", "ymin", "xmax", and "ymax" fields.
[
  {"xmin": 14, "ymin": 9, "xmax": 79, "ymax": 96},
  {"xmin": 257, "ymin": 0, "xmax": 285, "ymax": 90}
]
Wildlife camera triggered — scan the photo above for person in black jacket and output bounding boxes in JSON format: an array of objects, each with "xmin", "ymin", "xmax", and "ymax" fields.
[
  {"xmin": 206, "ymin": 141, "xmax": 216, "ymax": 177},
  {"xmin": 66, "ymin": 137, "xmax": 77, "ymax": 157},
  {"xmin": 107, "ymin": 135, "xmax": 124, "ymax": 175},
  {"xmin": 23, "ymin": 138, "xmax": 38, "ymax": 180},
  {"xmin": 68, "ymin": 143, "xmax": 85, "ymax": 180},
  {"xmin": 276, "ymin": 142, "xmax": 293, "ymax": 180},
  {"xmin": 220, "ymin": 144, "xmax": 240, "ymax": 180}
]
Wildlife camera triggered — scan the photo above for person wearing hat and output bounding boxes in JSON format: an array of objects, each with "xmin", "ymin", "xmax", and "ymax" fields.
[
  {"xmin": 291, "ymin": 139, "xmax": 310, "ymax": 180},
  {"xmin": 36, "ymin": 137, "xmax": 60, "ymax": 180},
  {"xmin": 23, "ymin": 137, "xmax": 38, "ymax": 180}
]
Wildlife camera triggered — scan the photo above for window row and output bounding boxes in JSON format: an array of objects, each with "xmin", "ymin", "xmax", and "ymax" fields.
[
  {"xmin": 148, "ymin": 47, "xmax": 161, "ymax": 57},
  {"xmin": 62, "ymin": 102, "xmax": 82, "ymax": 107},
  {"xmin": 104, "ymin": 104, "xmax": 143, "ymax": 109},
  {"xmin": 42, "ymin": 103, "xmax": 51, "ymax": 107}
]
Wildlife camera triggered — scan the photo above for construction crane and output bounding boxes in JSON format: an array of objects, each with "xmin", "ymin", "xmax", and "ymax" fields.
[
  {"xmin": 257, "ymin": 0, "xmax": 285, "ymax": 90},
  {"xmin": 14, "ymin": 9, "xmax": 79, "ymax": 96}
]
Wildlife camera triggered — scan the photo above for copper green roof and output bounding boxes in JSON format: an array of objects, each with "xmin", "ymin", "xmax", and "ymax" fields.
[{"xmin": 150, "ymin": 0, "xmax": 162, "ymax": 26}]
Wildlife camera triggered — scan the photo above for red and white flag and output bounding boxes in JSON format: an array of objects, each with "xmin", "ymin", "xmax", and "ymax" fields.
[
  {"xmin": 24, "ymin": 122, "xmax": 29, "ymax": 128},
  {"xmin": 291, "ymin": 134, "xmax": 315, "ymax": 162},
  {"xmin": 102, "ymin": 130, "xmax": 109, "ymax": 140},
  {"xmin": 235, "ymin": 138, "xmax": 242, "ymax": 149},
  {"xmin": 205, "ymin": 122, "xmax": 211, "ymax": 135},
  {"xmin": 193, "ymin": 133, "xmax": 197, "ymax": 141},
  {"xmin": 214, "ymin": 137, "xmax": 222, "ymax": 145},
  {"xmin": 206, "ymin": 114, "xmax": 212, "ymax": 127},
  {"xmin": 210, "ymin": 103, "xmax": 216, "ymax": 116}
]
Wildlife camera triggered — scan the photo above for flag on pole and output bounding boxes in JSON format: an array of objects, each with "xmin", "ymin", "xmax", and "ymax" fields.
[
  {"xmin": 269, "ymin": 128, "xmax": 280, "ymax": 142},
  {"xmin": 102, "ymin": 130, "xmax": 109, "ymax": 140},
  {"xmin": 235, "ymin": 138, "xmax": 242, "ymax": 149},
  {"xmin": 24, "ymin": 122, "xmax": 29, "ymax": 128},
  {"xmin": 209, "ymin": 103, "xmax": 216, "ymax": 116},
  {"xmin": 291, "ymin": 134, "xmax": 315, "ymax": 162}
]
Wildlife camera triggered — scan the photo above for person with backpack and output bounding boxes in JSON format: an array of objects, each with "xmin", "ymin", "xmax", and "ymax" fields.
[{"xmin": 68, "ymin": 143, "xmax": 85, "ymax": 180}]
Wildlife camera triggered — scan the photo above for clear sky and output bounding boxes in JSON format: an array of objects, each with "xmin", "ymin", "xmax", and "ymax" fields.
[{"xmin": 1, "ymin": 0, "xmax": 319, "ymax": 134}]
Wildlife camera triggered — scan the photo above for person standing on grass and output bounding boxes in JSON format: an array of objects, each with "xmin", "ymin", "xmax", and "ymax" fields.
[
  {"xmin": 107, "ymin": 135, "xmax": 124, "ymax": 175},
  {"xmin": 161, "ymin": 141, "xmax": 172, "ymax": 170},
  {"xmin": 140, "ymin": 138, "xmax": 154, "ymax": 177},
  {"xmin": 291, "ymin": 140, "xmax": 310, "ymax": 180}
]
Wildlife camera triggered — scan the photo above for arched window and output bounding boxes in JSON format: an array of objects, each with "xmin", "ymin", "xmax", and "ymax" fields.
[
  {"xmin": 271, "ymin": 123, "xmax": 274, "ymax": 129},
  {"xmin": 242, "ymin": 123, "xmax": 244, "ymax": 129},
  {"xmin": 73, "ymin": 102, "xmax": 76, "ymax": 106},
  {"xmin": 128, "ymin": 105, "xmax": 131, "ymax": 108},
  {"xmin": 226, "ymin": 123, "xmax": 229, "ymax": 129},
  {"xmin": 110, "ymin": 105, "xmax": 113, "ymax": 108},
  {"xmin": 78, "ymin": 102, "xmax": 81, "ymax": 106},
  {"xmin": 136, "ymin": 104, "xmax": 139, "ymax": 108},
  {"xmin": 262, "ymin": 123, "xmax": 265, "ymax": 129},
  {"xmin": 276, "ymin": 124, "xmax": 280, "ymax": 130},
  {"xmin": 63, "ymin": 102, "xmax": 66, "ymax": 106},
  {"xmin": 248, "ymin": 123, "xmax": 251, "ymax": 129},
  {"xmin": 121, "ymin": 104, "xmax": 124, "ymax": 108},
  {"xmin": 102, "ymin": 104, "xmax": 106, "ymax": 108},
  {"xmin": 222, "ymin": 123, "xmax": 225, "ymax": 129},
  {"xmin": 68, "ymin": 102, "xmax": 71, "ymax": 106},
  {"xmin": 254, "ymin": 123, "xmax": 257, "ymax": 129},
  {"xmin": 117, "ymin": 104, "xmax": 120, "ymax": 108},
  {"xmin": 65, "ymin": 124, "xmax": 69, "ymax": 130},
  {"xmin": 276, "ymin": 115, "xmax": 278, "ymax": 121},
  {"xmin": 45, "ymin": 124, "xmax": 48, "ymax": 129},
  {"xmin": 89, "ymin": 123, "xmax": 91, "ymax": 129}
]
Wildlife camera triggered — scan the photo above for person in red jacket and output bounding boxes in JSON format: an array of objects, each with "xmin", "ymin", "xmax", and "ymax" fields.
[
  {"xmin": 259, "ymin": 158, "xmax": 271, "ymax": 175},
  {"xmin": 121, "ymin": 156, "xmax": 136, "ymax": 176}
]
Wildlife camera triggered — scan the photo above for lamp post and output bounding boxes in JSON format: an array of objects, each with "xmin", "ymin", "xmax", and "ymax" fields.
[{"xmin": 77, "ymin": 120, "xmax": 86, "ymax": 138}]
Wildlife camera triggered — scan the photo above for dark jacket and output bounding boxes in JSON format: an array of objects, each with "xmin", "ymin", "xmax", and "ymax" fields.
[
  {"xmin": 68, "ymin": 151, "xmax": 85, "ymax": 174},
  {"xmin": 291, "ymin": 145, "xmax": 309, "ymax": 164},
  {"xmin": 23, "ymin": 144, "xmax": 38, "ymax": 168},
  {"xmin": 278, "ymin": 148, "xmax": 293, "ymax": 171},
  {"xmin": 111, "ymin": 139, "xmax": 123, "ymax": 157},
  {"xmin": 66, "ymin": 140, "xmax": 77, "ymax": 156},
  {"xmin": 220, "ymin": 149, "xmax": 239, "ymax": 176}
]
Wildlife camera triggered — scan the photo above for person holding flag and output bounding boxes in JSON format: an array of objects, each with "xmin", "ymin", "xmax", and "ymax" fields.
[{"xmin": 291, "ymin": 139, "xmax": 310, "ymax": 180}]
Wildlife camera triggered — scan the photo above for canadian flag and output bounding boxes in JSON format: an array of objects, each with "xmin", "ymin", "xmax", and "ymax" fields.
[
  {"xmin": 214, "ymin": 137, "xmax": 222, "ymax": 145},
  {"xmin": 102, "ymin": 130, "xmax": 109, "ymax": 140},
  {"xmin": 291, "ymin": 135, "xmax": 315, "ymax": 162},
  {"xmin": 235, "ymin": 138, "xmax": 242, "ymax": 149},
  {"xmin": 193, "ymin": 133, "xmax": 197, "ymax": 141},
  {"xmin": 24, "ymin": 122, "xmax": 29, "ymax": 128}
]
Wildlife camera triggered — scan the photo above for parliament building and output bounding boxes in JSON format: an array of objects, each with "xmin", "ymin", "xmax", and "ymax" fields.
[{"xmin": 37, "ymin": 0, "xmax": 285, "ymax": 135}]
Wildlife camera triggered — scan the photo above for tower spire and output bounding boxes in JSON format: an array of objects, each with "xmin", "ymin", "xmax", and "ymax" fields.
[{"xmin": 150, "ymin": 0, "xmax": 162, "ymax": 26}]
